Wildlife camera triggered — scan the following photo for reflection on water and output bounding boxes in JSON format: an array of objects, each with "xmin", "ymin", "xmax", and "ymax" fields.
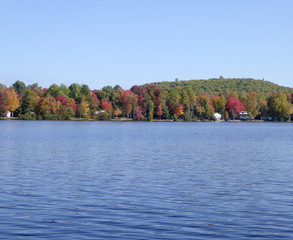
[{"xmin": 1, "ymin": 121, "xmax": 293, "ymax": 239}]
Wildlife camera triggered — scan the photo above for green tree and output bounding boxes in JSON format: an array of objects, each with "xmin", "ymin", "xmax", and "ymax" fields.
[
  {"xmin": 47, "ymin": 84, "xmax": 60, "ymax": 98},
  {"xmin": 27, "ymin": 83, "xmax": 41, "ymax": 90},
  {"xmin": 59, "ymin": 84, "xmax": 70, "ymax": 97},
  {"xmin": 161, "ymin": 105, "xmax": 170, "ymax": 119},
  {"xmin": 268, "ymin": 93, "xmax": 292, "ymax": 121},
  {"xmin": 81, "ymin": 84, "xmax": 90, "ymax": 98},
  {"xmin": 64, "ymin": 107, "xmax": 75, "ymax": 120},
  {"xmin": 21, "ymin": 90, "xmax": 37, "ymax": 113},
  {"xmin": 96, "ymin": 91, "xmax": 106, "ymax": 101},
  {"xmin": 69, "ymin": 83, "xmax": 82, "ymax": 103},
  {"xmin": 114, "ymin": 85, "xmax": 122, "ymax": 91},
  {"xmin": 184, "ymin": 86, "xmax": 196, "ymax": 120},
  {"xmin": 146, "ymin": 99, "xmax": 154, "ymax": 121},
  {"xmin": 102, "ymin": 86, "xmax": 114, "ymax": 99},
  {"xmin": 12, "ymin": 80, "xmax": 27, "ymax": 96},
  {"xmin": 166, "ymin": 88, "xmax": 180, "ymax": 116},
  {"xmin": 201, "ymin": 97, "xmax": 214, "ymax": 120},
  {"xmin": 231, "ymin": 110, "xmax": 235, "ymax": 120}
]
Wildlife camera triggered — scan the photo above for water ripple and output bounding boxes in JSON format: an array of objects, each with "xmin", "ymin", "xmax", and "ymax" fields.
[{"xmin": 0, "ymin": 121, "xmax": 293, "ymax": 239}]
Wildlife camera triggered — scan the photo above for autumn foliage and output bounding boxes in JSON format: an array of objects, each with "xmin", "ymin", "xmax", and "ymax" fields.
[
  {"xmin": 156, "ymin": 105, "xmax": 162, "ymax": 117},
  {"xmin": 175, "ymin": 104, "xmax": 184, "ymax": 117},
  {"xmin": 0, "ymin": 80, "xmax": 293, "ymax": 121},
  {"xmin": 114, "ymin": 107, "xmax": 122, "ymax": 117},
  {"xmin": 7, "ymin": 89, "xmax": 20, "ymax": 115},
  {"xmin": 0, "ymin": 87, "xmax": 8, "ymax": 115},
  {"xmin": 101, "ymin": 99, "xmax": 112, "ymax": 113},
  {"xmin": 226, "ymin": 94, "xmax": 244, "ymax": 117}
]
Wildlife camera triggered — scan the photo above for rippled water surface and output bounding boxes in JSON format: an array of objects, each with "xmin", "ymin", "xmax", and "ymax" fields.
[{"xmin": 1, "ymin": 121, "xmax": 293, "ymax": 239}]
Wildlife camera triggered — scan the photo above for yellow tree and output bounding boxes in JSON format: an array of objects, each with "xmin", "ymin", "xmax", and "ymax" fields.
[
  {"xmin": 196, "ymin": 106, "xmax": 205, "ymax": 119},
  {"xmin": 7, "ymin": 89, "xmax": 20, "ymax": 117},
  {"xmin": 175, "ymin": 104, "xmax": 184, "ymax": 118},
  {"xmin": 268, "ymin": 93, "xmax": 292, "ymax": 121},
  {"xmin": 78, "ymin": 100, "xmax": 89, "ymax": 118},
  {"xmin": 242, "ymin": 91, "xmax": 260, "ymax": 117},
  {"xmin": 114, "ymin": 107, "xmax": 122, "ymax": 117},
  {"xmin": 39, "ymin": 97, "xmax": 50, "ymax": 119}
]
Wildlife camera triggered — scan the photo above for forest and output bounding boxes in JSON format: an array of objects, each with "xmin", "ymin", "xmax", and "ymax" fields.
[
  {"xmin": 0, "ymin": 78, "xmax": 293, "ymax": 121},
  {"xmin": 145, "ymin": 78, "xmax": 293, "ymax": 96}
]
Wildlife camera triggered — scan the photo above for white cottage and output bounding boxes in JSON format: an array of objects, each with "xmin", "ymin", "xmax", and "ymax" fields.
[
  {"xmin": 94, "ymin": 110, "xmax": 106, "ymax": 115},
  {"xmin": 239, "ymin": 111, "xmax": 249, "ymax": 120},
  {"xmin": 5, "ymin": 111, "xmax": 11, "ymax": 118},
  {"xmin": 214, "ymin": 112, "xmax": 222, "ymax": 121}
]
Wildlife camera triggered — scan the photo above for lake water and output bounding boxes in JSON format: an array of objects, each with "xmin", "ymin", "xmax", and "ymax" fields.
[{"xmin": 1, "ymin": 121, "xmax": 293, "ymax": 239}]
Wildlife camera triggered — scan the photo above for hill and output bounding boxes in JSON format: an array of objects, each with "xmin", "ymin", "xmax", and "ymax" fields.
[{"xmin": 143, "ymin": 78, "xmax": 293, "ymax": 95}]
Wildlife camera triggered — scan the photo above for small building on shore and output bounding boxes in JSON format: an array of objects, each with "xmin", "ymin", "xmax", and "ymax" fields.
[
  {"xmin": 94, "ymin": 110, "xmax": 106, "ymax": 115},
  {"xmin": 214, "ymin": 112, "xmax": 222, "ymax": 121},
  {"xmin": 5, "ymin": 111, "xmax": 11, "ymax": 118},
  {"xmin": 239, "ymin": 111, "xmax": 252, "ymax": 120}
]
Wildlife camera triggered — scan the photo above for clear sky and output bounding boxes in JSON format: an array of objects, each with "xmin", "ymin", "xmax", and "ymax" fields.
[{"xmin": 0, "ymin": 0, "xmax": 292, "ymax": 90}]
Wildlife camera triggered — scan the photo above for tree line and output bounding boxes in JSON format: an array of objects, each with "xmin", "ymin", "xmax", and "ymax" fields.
[
  {"xmin": 0, "ymin": 79, "xmax": 292, "ymax": 121},
  {"xmin": 146, "ymin": 78, "xmax": 293, "ymax": 96}
]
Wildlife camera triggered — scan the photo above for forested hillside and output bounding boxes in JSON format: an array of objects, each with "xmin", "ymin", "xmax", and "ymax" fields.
[
  {"xmin": 1, "ymin": 78, "xmax": 293, "ymax": 122},
  {"xmin": 144, "ymin": 78, "xmax": 293, "ymax": 96}
]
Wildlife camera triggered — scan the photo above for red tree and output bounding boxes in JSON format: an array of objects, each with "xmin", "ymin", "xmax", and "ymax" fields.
[
  {"xmin": 134, "ymin": 106, "xmax": 143, "ymax": 120},
  {"xmin": 119, "ymin": 89, "xmax": 137, "ymax": 117},
  {"xmin": 101, "ymin": 99, "xmax": 112, "ymax": 113},
  {"xmin": 56, "ymin": 95, "xmax": 68, "ymax": 107},
  {"xmin": 89, "ymin": 92, "xmax": 100, "ymax": 111},
  {"xmin": 0, "ymin": 87, "xmax": 8, "ymax": 115},
  {"xmin": 157, "ymin": 105, "xmax": 162, "ymax": 118},
  {"xmin": 226, "ymin": 94, "xmax": 244, "ymax": 117}
]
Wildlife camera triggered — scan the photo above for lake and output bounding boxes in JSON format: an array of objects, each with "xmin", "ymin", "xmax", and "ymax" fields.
[{"xmin": 1, "ymin": 121, "xmax": 293, "ymax": 239}]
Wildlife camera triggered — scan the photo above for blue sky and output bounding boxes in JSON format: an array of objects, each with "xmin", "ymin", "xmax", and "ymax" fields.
[{"xmin": 0, "ymin": 0, "xmax": 292, "ymax": 90}]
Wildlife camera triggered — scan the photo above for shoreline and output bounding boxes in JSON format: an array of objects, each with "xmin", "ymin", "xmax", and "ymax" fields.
[{"xmin": 1, "ymin": 117, "xmax": 289, "ymax": 123}]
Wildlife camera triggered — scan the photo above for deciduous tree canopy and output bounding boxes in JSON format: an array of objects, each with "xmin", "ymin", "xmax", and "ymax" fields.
[{"xmin": 0, "ymin": 78, "xmax": 292, "ymax": 121}]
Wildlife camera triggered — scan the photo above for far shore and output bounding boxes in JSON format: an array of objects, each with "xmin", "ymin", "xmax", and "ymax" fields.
[{"xmin": 0, "ymin": 117, "xmax": 281, "ymax": 123}]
